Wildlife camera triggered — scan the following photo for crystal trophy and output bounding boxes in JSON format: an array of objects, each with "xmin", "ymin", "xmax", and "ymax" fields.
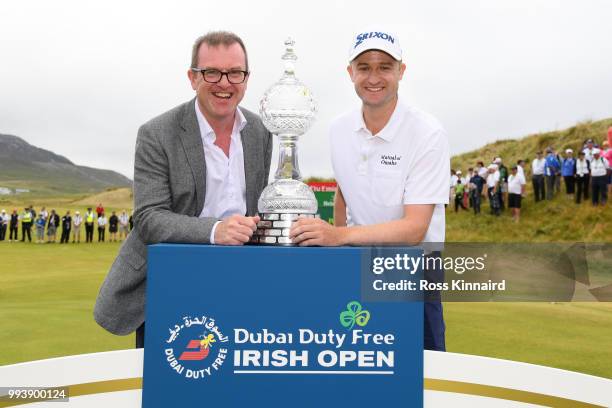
[{"xmin": 253, "ymin": 38, "xmax": 318, "ymax": 245}]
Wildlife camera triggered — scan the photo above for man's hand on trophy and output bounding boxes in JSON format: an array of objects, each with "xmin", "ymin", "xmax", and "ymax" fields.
[
  {"xmin": 215, "ymin": 215, "xmax": 260, "ymax": 245},
  {"xmin": 289, "ymin": 218, "xmax": 346, "ymax": 247}
]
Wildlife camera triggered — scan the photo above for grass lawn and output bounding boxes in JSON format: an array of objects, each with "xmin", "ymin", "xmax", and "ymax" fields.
[
  {"xmin": 444, "ymin": 302, "xmax": 612, "ymax": 379},
  {"xmin": 1, "ymin": 241, "xmax": 611, "ymax": 379},
  {"xmin": 0, "ymin": 241, "xmax": 133, "ymax": 365}
]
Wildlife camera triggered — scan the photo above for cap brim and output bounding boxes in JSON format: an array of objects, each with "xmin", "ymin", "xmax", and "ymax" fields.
[{"xmin": 349, "ymin": 48, "xmax": 401, "ymax": 62}]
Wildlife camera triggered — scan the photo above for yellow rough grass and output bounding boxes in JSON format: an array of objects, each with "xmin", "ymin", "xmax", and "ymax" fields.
[{"xmin": 71, "ymin": 187, "xmax": 133, "ymax": 210}]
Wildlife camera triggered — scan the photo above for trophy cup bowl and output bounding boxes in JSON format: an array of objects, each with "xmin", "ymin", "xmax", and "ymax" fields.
[{"xmin": 253, "ymin": 38, "xmax": 318, "ymax": 245}]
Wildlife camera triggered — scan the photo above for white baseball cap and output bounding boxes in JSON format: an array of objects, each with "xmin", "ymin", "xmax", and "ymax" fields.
[
  {"xmin": 494, "ymin": 157, "xmax": 502, "ymax": 164},
  {"xmin": 348, "ymin": 28, "xmax": 402, "ymax": 62},
  {"xmin": 593, "ymin": 148, "xmax": 601, "ymax": 155},
  {"xmin": 565, "ymin": 148, "xmax": 573, "ymax": 154}
]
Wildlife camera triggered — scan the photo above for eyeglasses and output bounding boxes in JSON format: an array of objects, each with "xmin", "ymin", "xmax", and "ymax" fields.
[{"xmin": 191, "ymin": 68, "xmax": 249, "ymax": 84}]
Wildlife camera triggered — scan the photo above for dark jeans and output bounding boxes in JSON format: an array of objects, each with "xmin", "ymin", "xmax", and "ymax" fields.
[
  {"xmin": 592, "ymin": 176, "xmax": 608, "ymax": 205},
  {"xmin": 98, "ymin": 227, "xmax": 105, "ymax": 242},
  {"xmin": 10, "ymin": 226, "xmax": 18, "ymax": 240},
  {"xmin": 532, "ymin": 175, "xmax": 545, "ymax": 202},
  {"xmin": 545, "ymin": 175, "xmax": 556, "ymax": 200},
  {"xmin": 0, "ymin": 224, "xmax": 6, "ymax": 241},
  {"xmin": 563, "ymin": 175, "xmax": 575, "ymax": 194},
  {"xmin": 488, "ymin": 188, "xmax": 500, "ymax": 216},
  {"xmin": 576, "ymin": 176, "xmax": 589, "ymax": 203},
  {"xmin": 454, "ymin": 195, "xmax": 466, "ymax": 211},
  {"xmin": 424, "ymin": 252, "xmax": 446, "ymax": 351},
  {"xmin": 85, "ymin": 224, "xmax": 94, "ymax": 242},
  {"xmin": 472, "ymin": 191, "xmax": 481, "ymax": 214},
  {"xmin": 60, "ymin": 228, "xmax": 71, "ymax": 243},
  {"xmin": 136, "ymin": 323, "xmax": 145, "ymax": 349},
  {"xmin": 21, "ymin": 222, "xmax": 32, "ymax": 242}
]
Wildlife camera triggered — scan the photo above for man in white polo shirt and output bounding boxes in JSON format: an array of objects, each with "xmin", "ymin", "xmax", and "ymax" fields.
[{"xmin": 290, "ymin": 28, "xmax": 450, "ymax": 351}]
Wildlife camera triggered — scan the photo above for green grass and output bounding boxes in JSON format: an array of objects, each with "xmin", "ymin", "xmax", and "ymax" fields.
[
  {"xmin": 446, "ymin": 193, "xmax": 612, "ymax": 242},
  {"xmin": 1, "ymin": 242, "xmax": 611, "ymax": 379},
  {"xmin": 0, "ymin": 242, "xmax": 133, "ymax": 364},
  {"xmin": 444, "ymin": 302, "xmax": 612, "ymax": 379}
]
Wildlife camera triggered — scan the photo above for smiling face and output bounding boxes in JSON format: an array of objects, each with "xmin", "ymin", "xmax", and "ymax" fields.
[
  {"xmin": 188, "ymin": 42, "xmax": 248, "ymax": 124},
  {"xmin": 348, "ymin": 50, "xmax": 405, "ymax": 110}
]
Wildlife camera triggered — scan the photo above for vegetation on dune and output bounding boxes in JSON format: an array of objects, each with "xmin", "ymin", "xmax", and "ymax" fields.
[
  {"xmin": 451, "ymin": 118, "xmax": 612, "ymax": 172},
  {"xmin": 71, "ymin": 187, "xmax": 134, "ymax": 210},
  {"xmin": 446, "ymin": 194, "xmax": 611, "ymax": 242},
  {"xmin": 447, "ymin": 117, "xmax": 612, "ymax": 243},
  {"xmin": 0, "ymin": 188, "xmax": 133, "ymax": 213}
]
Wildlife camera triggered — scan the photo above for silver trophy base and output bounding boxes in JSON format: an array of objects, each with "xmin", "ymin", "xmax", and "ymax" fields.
[{"xmin": 251, "ymin": 213, "xmax": 316, "ymax": 246}]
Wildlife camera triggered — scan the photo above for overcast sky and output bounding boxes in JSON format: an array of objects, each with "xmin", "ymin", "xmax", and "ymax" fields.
[{"xmin": 1, "ymin": 0, "xmax": 611, "ymax": 179}]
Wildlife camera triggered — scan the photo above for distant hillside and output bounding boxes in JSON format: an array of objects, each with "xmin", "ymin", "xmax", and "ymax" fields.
[
  {"xmin": 0, "ymin": 134, "xmax": 132, "ymax": 195},
  {"xmin": 447, "ymin": 117, "xmax": 612, "ymax": 243},
  {"xmin": 451, "ymin": 118, "xmax": 612, "ymax": 171},
  {"xmin": 71, "ymin": 187, "xmax": 133, "ymax": 210}
]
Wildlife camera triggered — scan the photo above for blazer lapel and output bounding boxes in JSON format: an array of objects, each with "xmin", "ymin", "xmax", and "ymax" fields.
[
  {"xmin": 240, "ymin": 121, "xmax": 260, "ymax": 215},
  {"xmin": 180, "ymin": 98, "xmax": 206, "ymax": 215}
]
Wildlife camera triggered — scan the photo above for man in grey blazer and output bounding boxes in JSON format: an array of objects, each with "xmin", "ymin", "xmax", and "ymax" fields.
[{"xmin": 94, "ymin": 31, "xmax": 273, "ymax": 346}]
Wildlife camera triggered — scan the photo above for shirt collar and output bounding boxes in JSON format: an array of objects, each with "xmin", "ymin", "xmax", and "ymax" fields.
[
  {"xmin": 352, "ymin": 98, "xmax": 407, "ymax": 142},
  {"xmin": 194, "ymin": 100, "xmax": 248, "ymax": 143}
]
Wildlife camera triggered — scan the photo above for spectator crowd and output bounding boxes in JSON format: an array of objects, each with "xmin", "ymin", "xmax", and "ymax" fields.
[
  {"xmin": 450, "ymin": 130, "xmax": 612, "ymax": 223},
  {"xmin": 0, "ymin": 203, "xmax": 133, "ymax": 244}
]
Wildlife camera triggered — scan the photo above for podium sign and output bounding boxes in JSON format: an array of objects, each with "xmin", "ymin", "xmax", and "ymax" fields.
[{"xmin": 143, "ymin": 245, "xmax": 423, "ymax": 407}]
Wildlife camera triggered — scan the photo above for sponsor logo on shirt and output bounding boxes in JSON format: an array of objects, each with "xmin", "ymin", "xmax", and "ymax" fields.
[{"xmin": 380, "ymin": 154, "xmax": 401, "ymax": 166}]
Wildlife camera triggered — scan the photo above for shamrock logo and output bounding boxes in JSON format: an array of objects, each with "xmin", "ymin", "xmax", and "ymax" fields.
[{"xmin": 339, "ymin": 301, "xmax": 371, "ymax": 330}]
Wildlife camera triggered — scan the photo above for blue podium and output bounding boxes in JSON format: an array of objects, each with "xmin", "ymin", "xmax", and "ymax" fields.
[{"xmin": 143, "ymin": 245, "xmax": 423, "ymax": 407}]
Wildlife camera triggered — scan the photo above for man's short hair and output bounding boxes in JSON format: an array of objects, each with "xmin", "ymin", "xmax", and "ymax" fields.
[{"xmin": 191, "ymin": 31, "xmax": 249, "ymax": 71}]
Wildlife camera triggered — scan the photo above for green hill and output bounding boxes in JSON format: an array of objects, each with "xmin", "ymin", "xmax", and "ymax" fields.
[
  {"xmin": 447, "ymin": 118, "xmax": 612, "ymax": 243},
  {"xmin": 0, "ymin": 134, "xmax": 132, "ymax": 196},
  {"xmin": 451, "ymin": 118, "xmax": 612, "ymax": 172}
]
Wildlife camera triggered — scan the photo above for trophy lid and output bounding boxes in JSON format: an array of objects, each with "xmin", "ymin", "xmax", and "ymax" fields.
[{"xmin": 259, "ymin": 38, "xmax": 317, "ymax": 137}]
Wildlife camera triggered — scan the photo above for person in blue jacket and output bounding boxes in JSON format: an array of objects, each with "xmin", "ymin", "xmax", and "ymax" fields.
[
  {"xmin": 35, "ymin": 213, "xmax": 46, "ymax": 243},
  {"xmin": 544, "ymin": 147, "xmax": 561, "ymax": 200},
  {"xmin": 561, "ymin": 148, "xmax": 576, "ymax": 198}
]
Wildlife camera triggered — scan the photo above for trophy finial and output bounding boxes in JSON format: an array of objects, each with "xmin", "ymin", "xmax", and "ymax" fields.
[{"xmin": 282, "ymin": 37, "xmax": 297, "ymax": 75}]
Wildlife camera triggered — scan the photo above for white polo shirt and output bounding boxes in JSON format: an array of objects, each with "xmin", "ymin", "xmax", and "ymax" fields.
[
  {"xmin": 486, "ymin": 171, "xmax": 499, "ymax": 188},
  {"xmin": 508, "ymin": 174, "xmax": 524, "ymax": 194},
  {"xmin": 329, "ymin": 100, "xmax": 450, "ymax": 244},
  {"xmin": 531, "ymin": 158, "xmax": 545, "ymax": 175},
  {"xmin": 590, "ymin": 157, "xmax": 609, "ymax": 177},
  {"xmin": 583, "ymin": 147, "xmax": 595, "ymax": 163}
]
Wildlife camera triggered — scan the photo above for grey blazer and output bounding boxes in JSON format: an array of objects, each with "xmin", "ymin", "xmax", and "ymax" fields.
[{"xmin": 94, "ymin": 98, "xmax": 272, "ymax": 335}]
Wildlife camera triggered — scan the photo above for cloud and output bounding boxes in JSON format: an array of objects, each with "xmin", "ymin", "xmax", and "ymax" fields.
[{"xmin": 1, "ymin": 0, "xmax": 611, "ymax": 178}]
